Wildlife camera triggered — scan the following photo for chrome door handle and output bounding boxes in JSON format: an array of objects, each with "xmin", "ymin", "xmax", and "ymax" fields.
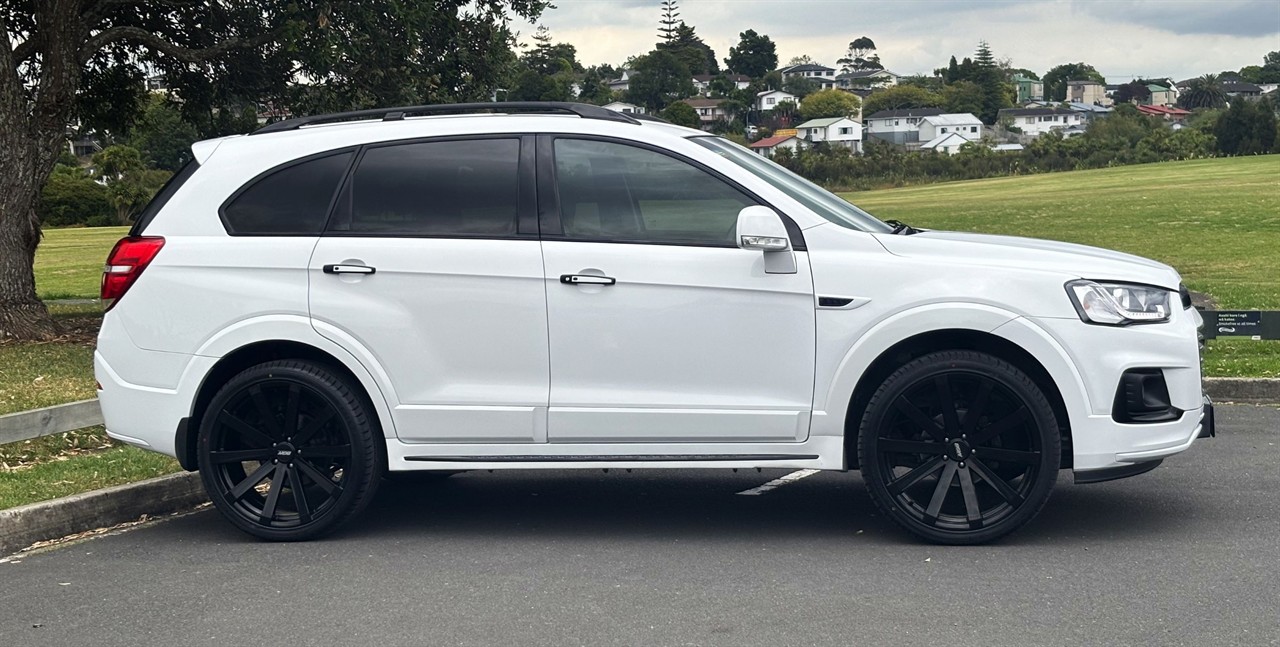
[
  {"xmin": 560, "ymin": 274, "xmax": 616, "ymax": 286},
  {"xmin": 323, "ymin": 264, "xmax": 376, "ymax": 275}
]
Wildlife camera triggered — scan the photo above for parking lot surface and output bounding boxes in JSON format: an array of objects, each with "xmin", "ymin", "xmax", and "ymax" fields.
[{"xmin": 2, "ymin": 405, "xmax": 1277, "ymax": 646}]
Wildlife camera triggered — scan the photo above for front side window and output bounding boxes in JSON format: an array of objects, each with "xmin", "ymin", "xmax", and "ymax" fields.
[
  {"xmin": 340, "ymin": 139, "xmax": 519, "ymax": 236},
  {"xmin": 223, "ymin": 152, "xmax": 353, "ymax": 235},
  {"xmin": 553, "ymin": 138, "xmax": 756, "ymax": 246}
]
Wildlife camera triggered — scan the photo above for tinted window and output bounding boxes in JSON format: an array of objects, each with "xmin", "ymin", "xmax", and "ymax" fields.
[
  {"xmin": 343, "ymin": 139, "xmax": 519, "ymax": 236},
  {"xmin": 553, "ymin": 139, "xmax": 755, "ymax": 246},
  {"xmin": 222, "ymin": 152, "xmax": 352, "ymax": 235}
]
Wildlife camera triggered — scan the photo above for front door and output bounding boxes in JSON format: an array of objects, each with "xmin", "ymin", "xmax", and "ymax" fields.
[{"xmin": 539, "ymin": 137, "xmax": 816, "ymax": 443}]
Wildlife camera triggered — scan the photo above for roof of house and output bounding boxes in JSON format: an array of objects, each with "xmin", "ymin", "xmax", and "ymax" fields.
[
  {"xmin": 921, "ymin": 113, "xmax": 982, "ymax": 126},
  {"xmin": 795, "ymin": 117, "xmax": 858, "ymax": 129},
  {"xmin": 837, "ymin": 69, "xmax": 897, "ymax": 80},
  {"xmin": 865, "ymin": 108, "xmax": 945, "ymax": 119},
  {"xmin": 992, "ymin": 143, "xmax": 1025, "ymax": 151},
  {"xmin": 749, "ymin": 134, "xmax": 797, "ymax": 149},
  {"xmin": 681, "ymin": 98, "xmax": 725, "ymax": 108},
  {"xmin": 1222, "ymin": 81, "xmax": 1263, "ymax": 93},
  {"xmin": 1067, "ymin": 79, "xmax": 1104, "ymax": 86},
  {"xmin": 1136, "ymin": 104, "xmax": 1191, "ymax": 117},
  {"xmin": 999, "ymin": 107, "xmax": 1078, "ymax": 116},
  {"xmin": 1065, "ymin": 101, "xmax": 1113, "ymax": 113},
  {"xmin": 920, "ymin": 132, "xmax": 972, "ymax": 149},
  {"xmin": 693, "ymin": 73, "xmax": 752, "ymax": 83},
  {"xmin": 779, "ymin": 63, "xmax": 834, "ymax": 74},
  {"xmin": 602, "ymin": 101, "xmax": 640, "ymax": 109},
  {"xmin": 756, "ymin": 89, "xmax": 796, "ymax": 97},
  {"xmin": 1146, "ymin": 84, "xmax": 1171, "ymax": 92},
  {"xmin": 1012, "ymin": 74, "xmax": 1039, "ymax": 83}
]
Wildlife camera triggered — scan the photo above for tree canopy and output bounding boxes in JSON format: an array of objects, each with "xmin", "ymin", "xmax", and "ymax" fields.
[
  {"xmin": 724, "ymin": 29, "xmax": 777, "ymax": 78},
  {"xmin": 627, "ymin": 50, "xmax": 695, "ymax": 111},
  {"xmin": 799, "ymin": 89, "xmax": 861, "ymax": 120},
  {"xmin": 837, "ymin": 36, "xmax": 882, "ymax": 73},
  {"xmin": 658, "ymin": 22, "xmax": 718, "ymax": 76},
  {"xmin": 1042, "ymin": 62, "xmax": 1106, "ymax": 102},
  {"xmin": 861, "ymin": 85, "xmax": 942, "ymax": 115}
]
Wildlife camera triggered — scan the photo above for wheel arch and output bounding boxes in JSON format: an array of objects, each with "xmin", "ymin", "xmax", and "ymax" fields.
[{"xmin": 841, "ymin": 328, "xmax": 1073, "ymax": 471}]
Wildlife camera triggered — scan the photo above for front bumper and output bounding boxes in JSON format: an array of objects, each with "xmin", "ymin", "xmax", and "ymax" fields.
[{"xmin": 1073, "ymin": 393, "xmax": 1215, "ymax": 483}]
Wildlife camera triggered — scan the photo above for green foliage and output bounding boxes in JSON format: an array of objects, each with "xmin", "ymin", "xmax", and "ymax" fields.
[
  {"xmin": 658, "ymin": 0, "xmax": 681, "ymax": 43},
  {"xmin": 1113, "ymin": 81, "xmax": 1152, "ymax": 105},
  {"xmin": 942, "ymin": 81, "xmax": 985, "ymax": 116},
  {"xmin": 898, "ymin": 75, "xmax": 944, "ymax": 93},
  {"xmin": 1237, "ymin": 51, "xmax": 1280, "ymax": 84},
  {"xmin": 799, "ymin": 89, "xmax": 861, "ymax": 120},
  {"xmin": 126, "ymin": 96, "xmax": 200, "ymax": 171},
  {"xmin": 1042, "ymin": 62, "xmax": 1106, "ymax": 101},
  {"xmin": 577, "ymin": 65, "xmax": 618, "ymax": 105},
  {"xmin": 658, "ymin": 23, "xmax": 718, "ymax": 76},
  {"xmin": 37, "ymin": 167, "xmax": 112, "ymax": 228},
  {"xmin": 660, "ymin": 101, "xmax": 702, "ymax": 128},
  {"xmin": 91, "ymin": 146, "xmax": 173, "ymax": 225},
  {"xmin": 628, "ymin": 50, "xmax": 695, "ymax": 111},
  {"xmin": 861, "ymin": 85, "xmax": 941, "ymax": 116},
  {"xmin": 837, "ymin": 36, "xmax": 881, "ymax": 73},
  {"xmin": 508, "ymin": 69, "xmax": 572, "ymax": 101},
  {"xmin": 1178, "ymin": 75, "xmax": 1228, "ymax": 110},
  {"xmin": 782, "ymin": 75, "xmax": 820, "ymax": 99},
  {"xmin": 1214, "ymin": 98, "xmax": 1278, "ymax": 155},
  {"xmin": 724, "ymin": 30, "xmax": 777, "ymax": 78},
  {"xmin": 522, "ymin": 25, "xmax": 582, "ymax": 75}
]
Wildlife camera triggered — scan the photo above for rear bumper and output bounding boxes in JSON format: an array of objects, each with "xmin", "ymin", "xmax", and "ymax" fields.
[{"xmin": 95, "ymin": 350, "xmax": 212, "ymax": 459}]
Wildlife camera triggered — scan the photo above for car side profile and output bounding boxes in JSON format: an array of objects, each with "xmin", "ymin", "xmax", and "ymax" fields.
[{"xmin": 95, "ymin": 102, "xmax": 1213, "ymax": 544}]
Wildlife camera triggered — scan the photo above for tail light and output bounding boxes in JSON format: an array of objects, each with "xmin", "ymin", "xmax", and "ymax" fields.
[{"xmin": 101, "ymin": 236, "xmax": 165, "ymax": 311}]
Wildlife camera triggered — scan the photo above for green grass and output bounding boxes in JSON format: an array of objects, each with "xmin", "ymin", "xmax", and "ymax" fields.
[
  {"xmin": 0, "ymin": 342, "xmax": 97, "ymax": 416},
  {"xmin": 0, "ymin": 444, "xmax": 179, "ymax": 510},
  {"xmin": 35, "ymin": 226, "xmax": 128, "ymax": 300}
]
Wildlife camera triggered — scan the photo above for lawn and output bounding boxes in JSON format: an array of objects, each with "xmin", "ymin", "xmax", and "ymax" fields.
[{"xmin": 35, "ymin": 226, "xmax": 128, "ymax": 300}]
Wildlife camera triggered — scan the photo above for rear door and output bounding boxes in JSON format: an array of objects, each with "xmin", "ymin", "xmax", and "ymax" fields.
[{"xmin": 309, "ymin": 136, "xmax": 550, "ymax": 443}]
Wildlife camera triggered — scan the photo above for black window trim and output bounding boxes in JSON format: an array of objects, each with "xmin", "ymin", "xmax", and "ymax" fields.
[
  {"xmin": 217, "ymin": 147, "xmax": 359, "ymax": 237},
  {"xmin": 324, "ymin": 133, "xmax": 538, "ymax": 241},
  {"xmin": 536, "ymin": 133, "xmax": 806, "ymax": 251}
]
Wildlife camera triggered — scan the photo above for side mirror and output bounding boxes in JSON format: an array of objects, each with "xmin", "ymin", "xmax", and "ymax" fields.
[{"xmin": 735, "ymin": 206, "xmax": 797, "ymax": 274}]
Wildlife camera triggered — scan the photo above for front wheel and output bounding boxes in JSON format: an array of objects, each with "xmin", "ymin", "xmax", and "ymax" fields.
[
  {"xmin": 197, "ymin": 360, "xmax": 384, "ymax": 541},
  {"xmin": 858, "ymin": 351, "xmax": 1060, "ymax": 544}
]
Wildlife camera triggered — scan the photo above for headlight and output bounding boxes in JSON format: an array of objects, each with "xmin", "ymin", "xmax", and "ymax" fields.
[{"xmin": 1066, "ymin": 280, "xmax": 1173, "ymax": 325}]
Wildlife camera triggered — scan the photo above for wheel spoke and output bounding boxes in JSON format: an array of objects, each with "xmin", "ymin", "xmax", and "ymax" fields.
[
  {"xmin": 228, "ymin": 461, "xmax": 276, "ymax": 501},
  {"xmin": 893, "ymin": 398, "xmax": 945, "ymax": 441},
  {"xmin": 292, "ymin": 408, "xmax": 337, "ymax": 446},
  {"xmin": 969, "ymin": 458, "xmax": 1025, "ymax": 506},
  {"xmin": 970, "ymin": 406, "xmax": 1029, "ymax": 445},
  {"xmin": 217, "ymin": 412, "xmax": 275, "ymax": 448},
  {"xmin": 295, "ymin": 458, "xmax": 340, "ymax": 495},
  {"xmin": 878, "ymin": 439, "xmax": 945, "ymax": 455},
  {"xmin": 887, "ymin": 456, "xmax": 945, "ymax": 496},
  {"xmin": 300, "ymin": 445, "xmax": 351, "ymax": 459},
  {"xmin": 283, "ymin": 384, "xmax": 301, "ymax": 439},
  {"xmin": 957, "ymin": 466, "xmax": 984, "ymax": 529},
  {"xmin": 249, "ymin": 385, "xmax": 282, "ymax": 439},
  {"xmin": 961, "ymin": 380, "xmax": 994, "ymax": 436},
  {"xmin": 977, "ymin": 447, "xmax": 1040, "ymax": 465},
  {"xmin": 924, "ymin": 460, "xmax": 958, "ymax": 525},
  {"xmin": 208, "ymin": 448, "xmax": 275, "ymax": 464},
  {"xmin": 288, "ymin": 463, "xmax": 313, "ymax": 524},
  {"xmin": 935, "ymin": 375, "xmax": 961, "ymax": 434},
  {"xmin": 259, "ymin": 463, "xmax": 287, "ymax": 523}
]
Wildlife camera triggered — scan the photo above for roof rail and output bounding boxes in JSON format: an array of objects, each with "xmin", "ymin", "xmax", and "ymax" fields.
[{"xmin": 251, "ymin": 101, "xmax": 641, "ymax": 135}]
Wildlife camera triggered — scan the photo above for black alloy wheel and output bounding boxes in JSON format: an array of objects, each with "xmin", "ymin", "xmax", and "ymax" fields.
[
  {"xmin": 198, "ymin": 360, "xmax": 383, "ymax": 541},
  {"xmin": 858, "ymin": 350, "xmax": 1060, "ymax": 544}
]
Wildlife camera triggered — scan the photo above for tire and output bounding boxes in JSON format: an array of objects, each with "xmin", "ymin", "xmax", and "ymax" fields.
[
  {"xmin": 857, "ymin": 350, "xmax": 1060, "ymax": 545},
  {"xmin": 197, "ymin": 360, "xmax": 384, "ymax": 541}
]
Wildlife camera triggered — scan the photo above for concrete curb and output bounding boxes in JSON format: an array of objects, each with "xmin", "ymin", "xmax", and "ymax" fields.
[
  {"xmin": 0, "ymin": 472, "xmax": 207, "ymax": 557},
  {"xmin": 1204, "ymin": 378, "xmax": 1280, "ymax": 404}
]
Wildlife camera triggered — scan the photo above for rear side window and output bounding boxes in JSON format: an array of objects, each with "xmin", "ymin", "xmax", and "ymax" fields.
[
  {"xmin": 222, "ymin": 152, "xmax": 353, "ymax": 235},
  {"xmin": 336, "ymin": 139, "xmax": 520, "ymax": 237},
  {"xmin": 129, "ymin": 160, "xmax": 200, "ymax": 235}
]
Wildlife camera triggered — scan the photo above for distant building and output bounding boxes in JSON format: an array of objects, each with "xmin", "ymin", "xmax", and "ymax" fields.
[
  {"xmin": 756, "ymin": 89, "xmax": 798, "ymax": 111},
  {"xmin": 778, "ymin": 63, "xmax": 837, "ymax": 82},
  {"xmin": 863, "ymin": 108, "xmax": 945, "ymax": 145},
  {"xmin": 606, "ymin": 69, "xmax": 634, "ymax": 93},
  {"xmin": 692, "ymin": 73, "xmax": 752, "ymax": 96},
  {"xmin": 602, "ymin": 101, "xmax": 645, "ymax": 115},
  {"xmin": 680, "ymin": 98, "xmax": 728, "ymax": 129},
  {"xmin": 1013, "ymin": 74, "xmax": 1044, "ymax": 103},
  {"xmin": 998, "ymin": 107, "xmax": 1085, "ymax": 137},
  {"xmin": 794, "ymin": 117, "xmax": 863, "ymax": 153},
  {"xmin": 918, "ymin": 113, "xmax": 983, "ymax": 142},
  {"xmin": 1145, "ymin": 84, "xmax": 1176, "ymax": 106},
  {"xmin": 1067, "ymin": 80, "xmax": 1110, "ymax": 105},
  {"xmin": 920, "ymin": 132, "xmax": 973, "ymax": 155},
  {"xmin": 748, "ymin": 133, "xmax": 803, "ymax": 157}
]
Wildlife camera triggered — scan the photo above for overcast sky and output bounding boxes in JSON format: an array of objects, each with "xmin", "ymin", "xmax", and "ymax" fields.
[{"xmin": 514, "ymin": 0, "xmax": 1280, "ymax": 82}]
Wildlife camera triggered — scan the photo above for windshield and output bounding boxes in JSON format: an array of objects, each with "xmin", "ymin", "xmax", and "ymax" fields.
[{"xmin": 692, "ymin": 136, "xmax": 893, "ymax": 234}]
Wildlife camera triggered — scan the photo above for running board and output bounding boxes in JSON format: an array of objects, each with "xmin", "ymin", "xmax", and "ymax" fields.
[{"xmin": 404, "ymin": 454, "xmax": 818, "ymax": 463}]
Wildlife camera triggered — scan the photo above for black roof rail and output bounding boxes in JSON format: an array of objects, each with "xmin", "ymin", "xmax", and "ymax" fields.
[
  {"xmin": 631, "ymin": 112, "xmax": 671, "ymax": 124},
  {"xmin": 251, "ymin": 101, "xmax": 641, "ymax": 135}
]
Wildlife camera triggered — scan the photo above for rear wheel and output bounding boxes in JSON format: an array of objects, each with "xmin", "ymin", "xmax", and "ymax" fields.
[
  {"xmin": 858, "ymin": 350, "xmax": 1060, "ymax": 544},
  {"xmin": 197, "ymin": 360, "xmax": 383, "ymax": 541}
]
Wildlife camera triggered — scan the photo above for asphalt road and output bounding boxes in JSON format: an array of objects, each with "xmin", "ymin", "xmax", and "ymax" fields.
[{"xmin": 2, "ymin": 405, "xmax": 1277, "ymax": 647}]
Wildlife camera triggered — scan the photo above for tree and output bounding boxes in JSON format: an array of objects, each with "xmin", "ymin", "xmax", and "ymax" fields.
[
  {"xmin": 799, "ymin": 89, "xmax": 861, "ymax": 120},
  {"xmin": 1215, "ymin": 98, "xmax": 1277, "ymax": 155},
  {"xmin": 522, "ymin": 25, "xmax": 581, "ymax": 76},
  {"xmin": 1237, "ymin": 51, "xmax": 1280, "ymax": 84},
  {"xmin": 661, "ymin": 101, "xmax": 701, "ymax": 128},
  {"xmin": 577, "ymin": 65, "xmax": 617, "ymax": 104},
  {"xmin": 91, "ymin": 146, "xmax": 173, "ymax": 225},
  {"xmin": 127, "ymin": 96, "xmax": 201, "ymax": 171},
  {"xmin": 967, "ymin": 41, "xmax": 1013, "ymax": 124},
  {"xmin": 658, "ymin": 0, "xmax": 680, "ymax": 44},
  {"xmin": 1113, "ymin": 81, "xmax": 1152, "ymax": 105},
  {"xmin": 861, "ymin": 85, "xmax": 942, "ymax": 116},
  {"xmin": 1042, "ymin": 62, "xmax": 1106, "ymax": 101},
  {"xmin": 658, "ymin": 22, "xmax": 718, "ymax": 76},
  {"xmin": 1177, "ymin": 75, "xmax": 1228, "ymax": 110},
  {"xmin": 724, "ymin": 30, "xmax": 777, "ymax": 79},
  {"xmin": 0, "ymin": 0, "xmax": 549, "ymax": 340},
  {"xmin": 509, "ymin": 68, "xmax": 570, "ymax": 101},
  {"xmin": 38, "ymin": 166, "xmax": 112, "ymax": 228},
  {"xmin": 787, "ymin": 55, "xmax": 815, "ymax": 66},
  {"xmin": 942, "ymin": 81, "xmax": 985, "ymax": 116},
  {"xmin": 782, "ymin": 75, "xmax": 820, "ymax": 99},
  {"xmin": 837, "ymin": 36, "xmax": 882, "ymax": 74},
  {"xmin": 627, "ymin": 50, "xmax": 695, "ymax": 111}
]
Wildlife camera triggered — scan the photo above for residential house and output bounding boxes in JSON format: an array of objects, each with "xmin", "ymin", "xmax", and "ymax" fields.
[
  {"xmin": 681, "ymin": 98, "xmax": 729, "ymax": 129},
  {"xmin": 692, "ymin": 73, "xmax": 752, "ymax": 96},
  {"xmin": 1145, "ymin": 84, "xmax": 1176, "ymax": 106},
  {"xmin": 794, "ymin": 117, "xmax": 864, "ymax": 152},
  {"xmin": 1064, "ymin": 101, "xmax": 1113, "ymax": 123},
  {"xmin": 607, "ymin": 69, "xmax": 634, "ymax": 93},
  {"xmin": 1222, "ymin": 81, "xmax": 1263, "ymax": 98},
  {"xmin": 998, "ymin": 107, "xmax": 1085, "ymax": 137},
  {"xmin": 756, "ymin": 89, "xmax": 798, "ymax": 111},
  {"xmin": 1013, "ymin": 74, "xmax": 1043, "ymax": 103},
  {"xmin": 748, "ymin": 133, "xmax": 803, "ymax": 157},
  {"xmin": 991, "ymin": 143, "xmax": 1025, "ymax": 152},
  {"xmin": 918, "ymin": 113, "xmax": 983, "ymax": 142},
  {"xmin": 863, "ymin": 108, "xmax": 945, "ymax": 145},
  {"xmin": 920, "ymin": 132, "xmax": 973, "ymax": 155},
  {"xmin": 836, "ymin": 69, "xmax": 899, "ymax": 89},
  {"xmin": 1136, "ymin": 104, "xmax": 1191, "ymax": 123},
  {"xmin": 1067, "ymin": 80, "xmax": 1110, "ymax": 105},
  {"xmin": 778, "ymin": 63, "xmax": 837, "ymax": 84},
  {"xmin": 602, "ymin": 101, "xmax": 645, "ymax": 115}
]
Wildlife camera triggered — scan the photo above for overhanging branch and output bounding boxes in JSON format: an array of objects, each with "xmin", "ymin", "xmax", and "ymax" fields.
[{"xmin": 80, "ymin": 25, "xmax": 276, "ymax": 65}]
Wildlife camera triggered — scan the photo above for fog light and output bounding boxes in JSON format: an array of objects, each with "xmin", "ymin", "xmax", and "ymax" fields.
[{"xmin": 1112, "ymin": 369, "xmax": 1181, "ymax": 423}]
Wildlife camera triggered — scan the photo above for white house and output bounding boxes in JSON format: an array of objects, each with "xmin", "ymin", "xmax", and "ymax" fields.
[
  {"xmin": 918, "ymin": 113, "xmax": 983, "ymax": 142},
  {"xmin": 602, "ymin": 101, "xmax": 645, "ymax": 115},
  {"xmin": 920, "ymin": 132, "xmax": 973, "ymax": 155},
  {"xmin": 606, "ymin": 69, "xmax": 634, "ymax": 92},
  {"xmin": 863, "ymin": 108, "xmax": 944, "ymax": 145},
  {"xmin": 680, "ymin": 98, "xmax": 729, "ymax": 128},
  {"xmin": 836, "ymin": 69, "xmax": 899, "ymax": 88},
  {"xmin": 778, "ymin": 63, "xmax": 837, "ymax": 82},
  {"xmin": 998, "ymin": 107, "xmax": 1085, "ymax": 137},
  {"xmin": 756, "ymin": 89, "xmax": 798, "ymax": 111},
  {"xmin": 692, "ymin": 73, "xmax": 752, "ymax": 95},
  {"xmin": 794, "ymin": 117, "xmax": 863, "ymax": 152},
  {"xmin": 748, "ymin": 133, "xmax": 803, "ymax": 157}
]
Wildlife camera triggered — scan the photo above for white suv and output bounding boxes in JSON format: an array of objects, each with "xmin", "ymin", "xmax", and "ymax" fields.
[{"xmin": 96, "ymin": 102, "xmax": 1213, "ymax": 544}]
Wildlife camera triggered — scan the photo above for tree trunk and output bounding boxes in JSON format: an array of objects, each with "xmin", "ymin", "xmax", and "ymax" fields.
[{"xmin": 0, "ymin": 190, "xmax": 57, "ymax": 341}]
